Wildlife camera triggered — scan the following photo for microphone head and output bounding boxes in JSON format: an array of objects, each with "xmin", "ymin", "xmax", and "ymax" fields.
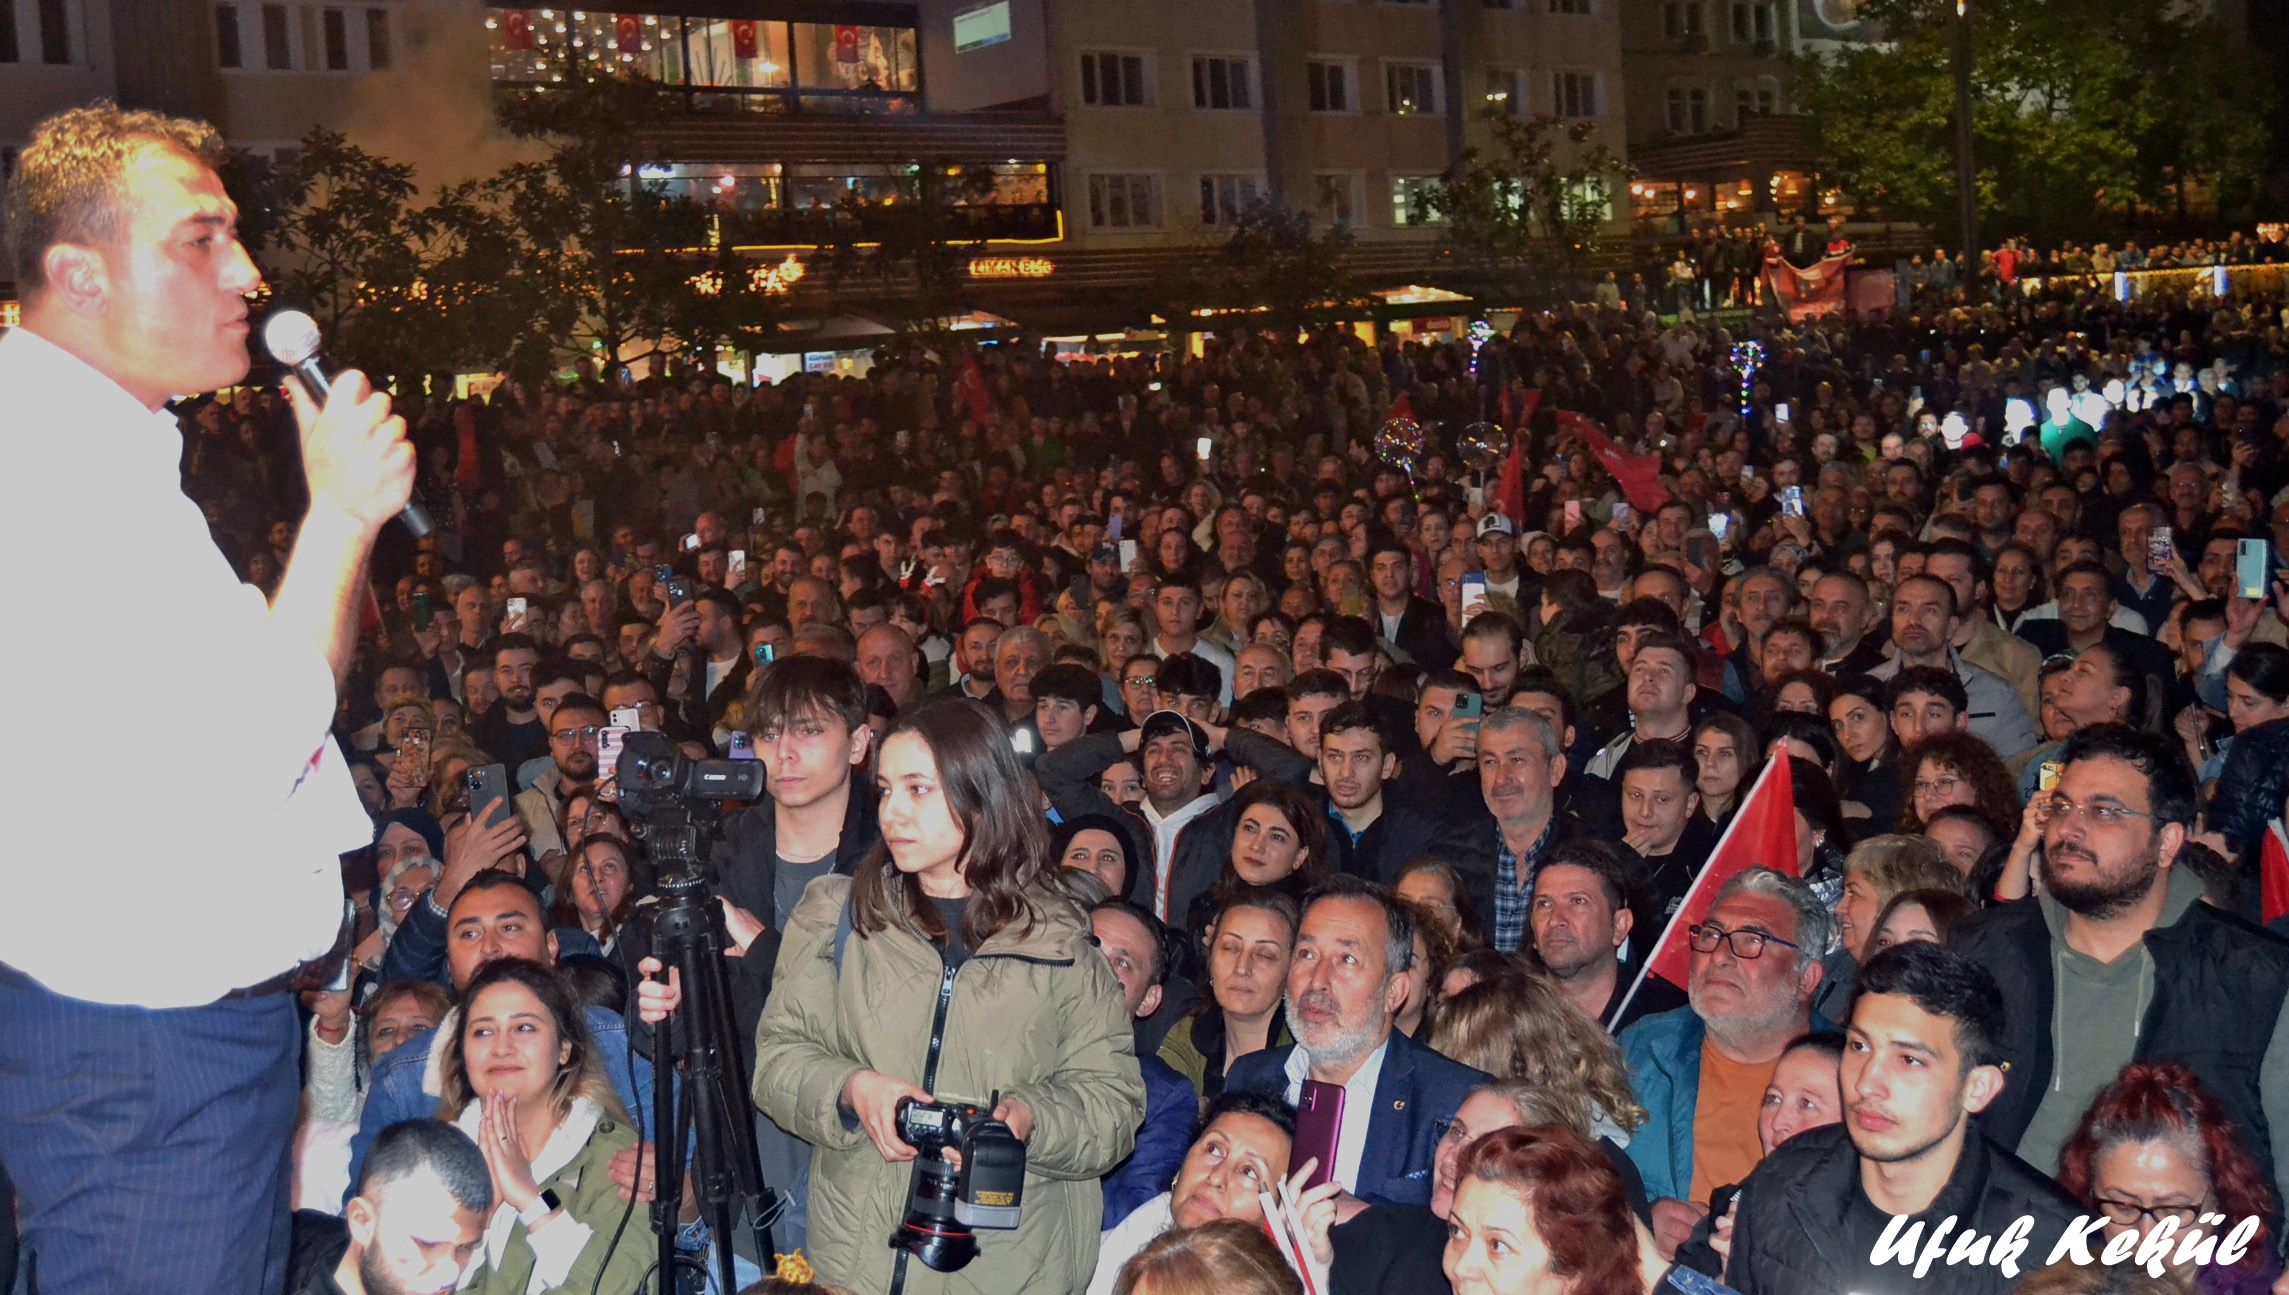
[{"xmin": 262, "ymin": 310, "xmax": 323, "ymax": 366}]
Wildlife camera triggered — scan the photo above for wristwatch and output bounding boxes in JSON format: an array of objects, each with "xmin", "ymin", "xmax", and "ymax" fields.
[{"xmin": 517, "ymin": 1189, "xmax": 562, "ymax": 1228}]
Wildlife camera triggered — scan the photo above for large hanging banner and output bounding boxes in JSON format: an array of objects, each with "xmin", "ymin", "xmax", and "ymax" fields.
[{"xmin": 1764, "ymin": 243, "xmax": 1852, "ymax": 321}]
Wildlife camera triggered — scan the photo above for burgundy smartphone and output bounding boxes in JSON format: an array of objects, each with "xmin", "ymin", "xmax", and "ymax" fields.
[{"xmin": 1293, "ymin": 1080, "xmax": 1345, "ymax": 1192}]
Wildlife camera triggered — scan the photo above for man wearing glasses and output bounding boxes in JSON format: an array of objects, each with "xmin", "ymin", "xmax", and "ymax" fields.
[
  {"xmin": 1956, "ymin": 723, "xmax": 2289, "ymax": 1210},
  {"xmin": 1618, "ymin": 867, "xmax": 1832, "ymax": 1258},
  {"xmin": 513, "ymin": 694, "xmax": 606, "ymax": 861}
]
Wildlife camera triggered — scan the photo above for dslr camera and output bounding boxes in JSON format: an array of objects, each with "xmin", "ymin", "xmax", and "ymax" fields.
[{"xmin": 891, "ymin": 1095, "xmax": 1026, "ymax": 1272}]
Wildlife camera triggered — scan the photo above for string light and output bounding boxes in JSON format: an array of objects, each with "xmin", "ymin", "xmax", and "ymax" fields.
[{"xmin": 1731, "ymin": 340, "xmax": 1763, "ymax": 420}]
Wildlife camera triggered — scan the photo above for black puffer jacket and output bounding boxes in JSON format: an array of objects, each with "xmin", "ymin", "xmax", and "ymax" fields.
[{"xmin": 1726, "ymin": 1124, "xmax": 2083, "ymax": 1295}]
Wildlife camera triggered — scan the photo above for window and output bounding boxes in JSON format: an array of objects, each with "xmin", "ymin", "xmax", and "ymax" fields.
[
  {"xmin": 1080, "ymin": 51, "xmax": 1150, "ymax": 106},
  {"xmin": 1199, "ymin": 174, "xmax": 1262, "ymax": 226},
  {"xmin": 1736, "ymin": 78, "xmax": 1778, "ymax": 118},
  {"xmin": 1549, "ymin": 0, "xmax": 1593, "ymax": 12},
  {"xmin": 1385, "ymin": 61, "xmax": 1439, "ymax": 115},
  {"xmin": 322, "ymin": 7, "xmax": 347, "ymax": 68},
  {"xmin": 1088, "ymin": 174, "xmax": 1161, "ymax": 229},
  {"xmin": 1663, "ymin": 1, "xmax": 1703, "ymax": 37},
  {"xmin": 0, "ymin": 2, "xmax": 19, "ymax": 60},
  {"xmin": 261, "ymin": 2, "xmax": 291, "ymax": 68},
  {"xmin": 365, "ymin": 7, "xmax": 389, "ymax": 67},
  {"xmin": 1553, "ymin": 70, "xmax": 1598, "ymax": 118},
  {"xmin": 1192, "ymin": 56, "xmax": 1252, "ymax": 110},
  {"xmin": 1666, "ymin": 83, "xmax": 1709, "ymax": 134},
  {"xmin": 1730, "ymin": 1, "xmax": 1774, "ymax": 42},
  {"xmin": 37, "ymin": 0, "xmax": 68, "ymax": 63},
  {"xmin": 215, "ymin": 3, "xmax": 240, "ymax": 65},
  {"xmin": 1485, "ymin": 67, "xmax": 1522, "ymax": 113},
  {"xmin": 1307, "ymin": 60, "xmax": 1350, "ymax": 112},
  {"xmin": 1392, "ymin": 176, "xmax": 1445, "ymax": 226},
  {"xmin": 1313, "ymin": 173, "xmax": 1361, "ymax": 228}
]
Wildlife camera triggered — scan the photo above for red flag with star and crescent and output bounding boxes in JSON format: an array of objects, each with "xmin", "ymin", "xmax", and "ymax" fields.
[
  {"xmin": 1555, "ymin": 409, "xmax": 1670, "ymax": 515},
  {"xmin": 614, "ymin": 13, "xmax": 641, "ymax": 51},
  {"xmin": 501, "ymin": 8, "xmax": 534, "ymax": 50}
]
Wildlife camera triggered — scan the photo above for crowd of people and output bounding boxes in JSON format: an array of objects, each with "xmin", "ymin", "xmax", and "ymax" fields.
[{"xmin": 160, "ymin": 255, "xmax": 2289, "ymax": 1295}]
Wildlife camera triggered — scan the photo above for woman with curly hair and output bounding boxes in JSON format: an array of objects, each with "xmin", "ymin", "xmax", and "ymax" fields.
[
  {"xmin": 1445, "ymin": 1125, "xmax": 1656, "ymax": 1295},
  {"xmin": 2056, "ymin": 1061, "xmax": 2281, "ymax": 1294},
  {"xmin": 1426, "ymin": 974, "xmax": 1646, "ymax": 1146},
  {"xmin": 1896, "ymin": 730, "xmax": 2020, "ymax": 841}
]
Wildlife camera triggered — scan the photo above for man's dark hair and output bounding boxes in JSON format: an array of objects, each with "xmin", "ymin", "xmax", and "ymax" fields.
[
  {"xmin": 1885, "ymin": 666, "xmax": 1969, "ymax": 717},
  {"xmin": 746, "ymin": 654, "xmax": 868, "ymax": 736},
  {"xmin": 1302, "ymin": 874, "xmax": 1416, "ymax": 975},
  {"xmin": 1288, "ymin": 667, "xmax": 1349, "ymax": 705},
  {"xmin": 1764, "ymin": 617, "xmax": 1826, "ymax": 659},
  {"xmin": 1617, "ymin": 737, "xmax": 1698, "ymax": 789},
  {"xmin": 489, "ymin": 633, "xmax": 540, "ymax": 663},
  {"xmin": 1158, "ymin": 569, "xmax": 1201, "ymax": 596},
  {"xmin": 2056, "ymin": 722, "xmax": 2200, "ymax": 828},
  {"xmin": 356, "ymin": 1120, "xmax": 492, "ymax": 1215},
  {"xmin": 1321, "ymin": 616, "xmax": 1379, "ymax": 661},
  {"xmin": 534, "ymin": 659, "xmax": 586, "ymax": 695},
  {"xmin": 1031, "ymin": 662, "xmax": 1101, "ymax": 709},
  {"xmin": 550, "ymin": 692, "xmax": 607, "ymax": 723},
  {"xmin": 1460, "ymin": 611, "xmax": 1525, "ymax": 655},
  {"xmin": 1318, "ymin": 700, "xmax": 1387, "ymax": 754},
  {"xmin": 971, "ymin": 576, "xmax": 1020, "ymax": 610},
  {"xmin": 1852, "ymin": 940, "xmax": 2008, "ymax": 1072},
  {"xmin": 1922, "ymin": 537, "xmax": 1990, "ymax": 587},
  {"xmin": 692, "ymin": 585, "xmax": 741, "ymax": 622},
  {"xmin": 1509, "ymin": 666, "xmax": 1577, "ymax": 734},
  {"xmin": 1188, "ymin": 1088, "xmax": 1299, "ymax": 1148},
  {"xmin": 1614, "ymin": 598, "xmax": 1682, "ymax": 637},
  {"xmin": 1536, "ymin": 839, "xmax": 1642, "ymax": 917},
  {"xmin": 1628, "ymin": 630, "xmax": 1697, "ymax": 677},
  {"xmin": 1541, "ymin": 569, "xmax": 1601, "ymax": 620},
  {"xmin": 1417, "ymin": 668, "xmax": 1477, "ymax": 701},
  {"xmin": 1158, "ymin": 653, "xmax": 1224, "ymax": 702},
  {"xmin": 599, "ymin": 669, "xmax": 658, "ymax": 701},
  {"xmin": 2054, "ymin": 560, "xmax": 2114, "ymax": 593},
  {"xmin": 449, "ymin": 869, "xmax": 546, "ymax": 918},
  {"xmin": 1232, "ymin": 687, "xmax": 1290, "ymax": 726},
  {"xmin": 1090, "ymin": 898, "xmax": 1173, "ymax": 986}
]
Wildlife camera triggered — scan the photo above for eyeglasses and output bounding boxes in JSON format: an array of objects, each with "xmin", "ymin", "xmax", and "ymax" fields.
[
  {"xmin": 2090, "ymin": 1197, "xmax": 2204, "ymax": 1229},
  {"xmin": 1688, "ymin": 922, "xmax": 1802, "ymax": 960},
  {"xmin": 1433, "ymin": 1117, "xmax": 1478, "ymax": 1147},
  {"xmin": 2037, "ymin": 794, "xmax": 2156, "ymax": 828},
  {"xmin": 1125, "ymin": 676, "xmax": 1157, "ymax": 687},
  {"xmin": 551, "ymin": 725, "xmax": 601, "ymax": 745},
  {"xmin": 1912, "ymin": 774, "xmax": 1965, "ymax": 800}
]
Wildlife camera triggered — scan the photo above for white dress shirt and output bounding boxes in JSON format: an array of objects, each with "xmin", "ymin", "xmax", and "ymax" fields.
[
  {"xmin": 0, "ymin": 327, "xmax": 367, "ymax": 1007},
  {"xmin": 1282, "ymin": 1036, "xmax": 1392, "ymax": 1196}
]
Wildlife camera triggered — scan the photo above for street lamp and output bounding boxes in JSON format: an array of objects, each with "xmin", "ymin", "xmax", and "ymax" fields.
[{"xmin": 1950, "ymin": 0, "xmax": 1977, "ymax": 271}]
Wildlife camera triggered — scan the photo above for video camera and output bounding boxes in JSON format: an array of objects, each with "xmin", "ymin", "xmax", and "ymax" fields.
[
  {"xmin": 892, "ymin": 1095, "xmax": 1026, "ymax": 1272},
  {"xmin": 614, "ymin": 730, "xmax": 764, "ymax": 872}
]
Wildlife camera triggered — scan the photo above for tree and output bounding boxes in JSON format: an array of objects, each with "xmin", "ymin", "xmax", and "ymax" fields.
[
  {"xmin": 262, "ymin": 130, "xmax": 437, "ymax": 379},
  {"xmin": 1424, "ymin": 108, "xmax": 1627, "ymax": 303},
  {"xmin": 1187, "ymin": 200, "xmax": 1363, "ymax": 334},
  {"xmin": 1796, "ymin": 0, "xmax": 2272, "ymax": 241}
]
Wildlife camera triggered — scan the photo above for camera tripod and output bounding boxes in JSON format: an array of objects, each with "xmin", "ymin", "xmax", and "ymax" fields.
[{"xmin": 642, "ymin": 837, "xmax": 784, "ymax": 1295}]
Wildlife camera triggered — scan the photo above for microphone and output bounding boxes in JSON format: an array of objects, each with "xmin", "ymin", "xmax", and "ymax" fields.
[{"xmin": 262, "ymin": 309, "xmax": 434, "ymax": 538}]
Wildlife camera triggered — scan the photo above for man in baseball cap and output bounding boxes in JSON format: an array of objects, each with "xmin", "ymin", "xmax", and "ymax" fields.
[{"xmin": 1476, "ymin": 513, "xmax": 1524, "ymax": 600}]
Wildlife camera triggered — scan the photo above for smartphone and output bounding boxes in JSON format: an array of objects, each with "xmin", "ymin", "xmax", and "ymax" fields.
[
  {"xmin": 727, "ymin": 730, "xmax": 756, "ymax": 760},
  {"xmin": 608, "ymin": 706, "xmax": 642, "ymax": 730},
  {"xmin": 681, "ymin": 532, "xmax": 701, "ymax": 552},
  {"xmin": 665, "ymin": 576, "xmax": 694, "ymax": 607},
  {"xmin": 1196, "ymin": 435, "xmax": 1213, "ymax": 461},
  {"xmin": 504, "ymin": 596, "xmax": 528, "ymax": 631},
  {"xmin": 1740, "ymin": 463, "xmax": 1755, "ymax": 482},
  {"xmin": 1612, "ymin": 501, "xmax": 1633, "ymax": 529},
  {"xmin": 728, "ymin": 549, "xmax": 748, "ymax": 586},
  {"xmin": 1105, "ymin": 513, "xmax": 1123, "ymax": 541},
  {"xmin": 411, "ymin": 591, "xmax": 436, "ymax": 626},
  {"xmin": 1564, "ymin": 499, "xmax": 1583, "ymax": 528},
  {"xmin": 1708, "ymin": 512, "xmax": 1732, "ymax": 542},
  {"xmin": 751, "ymin": 506, "xmax": 767, "ymax": 526},
  {"xmin": 2239, "ymin": 538, "xmax": 2274, "ymax": 599},
  {"xmin": 1118, "ymin": 539, "xmax": 1139, "ymax": 569},
  {"xmin": 752, "ymin": 642, "xmax": 776, "ymax": 668},
  {"xmin": 1775, "ymin": 402, "xmax": 1791, "ymax": 423},
  {"xmin": 464, "ymin": 763, "xmax": 514, "ymax": 829},
  {"xmin": 1686, "ymin": 535, "xmax": 1714, "ymax": 571},
  {"xmin": 653, "ymin": 563, "xmax": 674, "ymax": 587},
  {"xmin": 1453, "ymin": 690, "xmax": 1484, "ymax": 721},
  {"xmin": 1292, "ymin": 1080, "xmax": 1345, "ymax": 1192},
  {"xmin": 1460, "ymin": 572, "xmax": 1490, "ymax": 623},
  {"xmin": 2039, "ymin": 760, "xmax": 2063, "ymax": 794},
  {"xmin": 1780, "ymin": 486, "xmax": 1805, "ymax": 517},
  {"xmin": 1662, "ymin": 1264, "xmax": 1745, "ymax": 1295},
  {"xmin": 2147, "ymin": 526, "xmax": 2175, "ymax": 574},
  {"xmin": 598, "ymin": 725, "xmax": 629, "ymax": 779},
  {"xmin": 1011, "ymin": 728, "xmax": 1036, "ymax": 755},
  {"xmin": 396, "ymin": 728, "xmax": 430, "ymax": 779}
]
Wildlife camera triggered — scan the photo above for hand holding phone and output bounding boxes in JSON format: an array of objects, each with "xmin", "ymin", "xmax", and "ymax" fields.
[
  {"xmin": 2147, "ymin": 526, "xmax": 2175, "ymax": 575},
  {"xmin": 463, "ymin": 763, "xmax": 515, "ymax": 829},
  {"xmin": 1460, "ymin": 573, "xmax": 1490, "ymax": 623}
]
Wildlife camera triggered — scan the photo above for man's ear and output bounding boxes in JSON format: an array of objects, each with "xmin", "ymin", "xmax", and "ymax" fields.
[
  {"xmin": 1611, "ymin": 906, "xmax": 1635, "ymax": 949},
  {"xmin": 1962, "ymin": 1063, "xmax": 2007, "ymax": 1115},
  {"xmin": 38, "ymin": 242, "xmax": 110, "ymax": 318},
  {"xmin": 1952, "ymin": 712, "xmax": 1971, "ymax": 732},
  {"xmin": 344, "ymin": 1195, "xmax": 379, "ymax": 1248},
  {"xmin": 1139, "ymin": 983, "xmax": 1163, "ymax": 1020},
  {"xmin": 1083, "ymin": 705, "xmax": 1100, "ymax": 729},
  {"xmin": 545, "ymin": 928, "xmax": 561, "ymax": 964},
  {"xmin": 847, "ymin": 721, "xmax": 873, "ymax": 768},
  {"xmin": 1380, "ymin": 752, "xmax": 1399, "ymax": 781}
]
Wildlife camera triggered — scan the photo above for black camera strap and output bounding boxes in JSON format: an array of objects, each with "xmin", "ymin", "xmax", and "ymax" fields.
[{"xmin": 890, "ymin": 961, "xmax": 961, "ymax": 1295}]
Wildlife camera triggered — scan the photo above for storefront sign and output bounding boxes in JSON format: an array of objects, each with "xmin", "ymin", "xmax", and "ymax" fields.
[{"xmin": 968, "ymin": 256, "xmax": 1053, "ymax": 279}]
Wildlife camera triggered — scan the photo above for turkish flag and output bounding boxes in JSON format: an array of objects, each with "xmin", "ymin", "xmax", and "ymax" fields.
[
  {"xmin": 955, "ymin": 362, "xmax": 993, "ymax": 424},
  {"xmin": 1614, "ymin": 751, "xmax": 1798, "ymax": 1023},
  {"xmin": 1555, "ymin": 409, "xmax": 1670, "ymax": 514},
  {"xmin": 730, "ymin": 18, "xmax": 758, "ymax": 59},
  {"xmin": 832, "ymin": 23, "xmax": 862, "ymax": 63},
  {"xmin": 614, "ymin": 13, "xmax": 640, "ymax": 51},
  {"xmin": 2262, "ymin": 819, "xmax": 2289, "ymax": 924},
  {"xmin": 501, "ymin": 8, "xmax": 533, "ymax": 50}
]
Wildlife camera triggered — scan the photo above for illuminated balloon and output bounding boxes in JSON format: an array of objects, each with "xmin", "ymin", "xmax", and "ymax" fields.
[
  {"xmin": 1459, "ymin": 422, "xmax": 1504, "ymax": 471},
  {"xmin": 1376, "ymin": 417, "xmax": 1428, "ymax": 475}
]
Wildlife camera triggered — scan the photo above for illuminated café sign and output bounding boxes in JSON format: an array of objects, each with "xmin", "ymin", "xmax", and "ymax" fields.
[{"xmin": 968, "ymin": 256, "xmax": 1053, "ymax": 279}]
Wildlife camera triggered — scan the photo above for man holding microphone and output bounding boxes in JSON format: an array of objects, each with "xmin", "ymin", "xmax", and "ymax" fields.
[{"xmin": 0, "ymin": 103, "xmax": 413, "ymax": 1294}]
